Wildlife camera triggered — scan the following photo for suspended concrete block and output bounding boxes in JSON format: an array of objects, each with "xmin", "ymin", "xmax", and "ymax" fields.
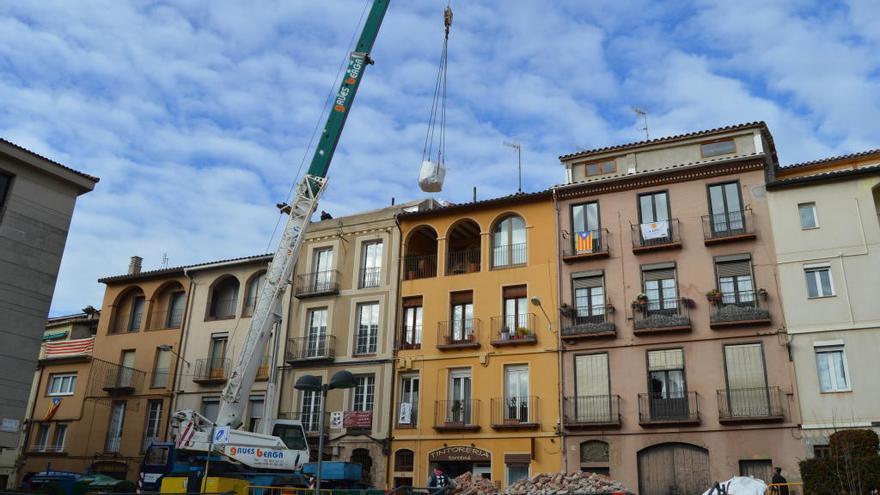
[{"xmin": 418, "ymin": 159, "xmax": 446, "ymax": 192}]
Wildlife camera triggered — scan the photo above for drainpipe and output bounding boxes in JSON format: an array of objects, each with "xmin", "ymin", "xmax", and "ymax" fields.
[
  {"xmin": 552, "ymin": 187, "xmax": 567, "ymax": 473},
  {"xmin": 167, "ymin": 269, "xmax": 197, "ymax": 435},
  {"xmin": 386, "ymin": 214, "xmax": 405, "ymax": 487}
]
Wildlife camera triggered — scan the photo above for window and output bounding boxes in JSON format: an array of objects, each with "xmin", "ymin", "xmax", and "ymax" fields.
[
  {"xmin": 33, "ymin": 424, "xmax": 49, "ymax": 451},
  {"xmin": 502, "ymin": 285, "xmax": 528, "ymax": 333},
  {"xmin": 401, "ymin": 298, "xmax": 422, "ymax": 349},
  {"xmin": 47, "ymin": 373, "xmax": 77, "ymax": 396},
  {"xmin": 815, "ymin": 346, "xmax": 850, "ymax": 392},
  {"xmin": 118, "ymin": 350, "xmax": 136, "ymax": 388},
  {"xmin": 504, "ymin": 365, "xmax": 530, "ymax": 422},
  {"xmin": 355, "ymin": 302, "xmax": 380, "ymax": 355},
  {"xmin": 51, "ymin": 424, "xmax": 68, "ymax": 452},
  {"xmin": 395, "ymin": 449, "xmax": 414, "ymax": 472},
  {"xmin": 642, "ymin": 264, "xmax": 678, "ymax": 313},
  {"xmin": 701, "ymin": 139, "xmax": 736, "ymax": 157},
  {"xmin": 447, "ymin": 369, "xmax": 472, "ymax": 423},
  {"xmin": 306, "ymin": 308, "xmax": 328, "ymax": 357},
  {"xmin": 128, "ymin": 296, "xmax": 145, "ymax": 331},
  {"xmin": 143, "ymin": 400, "xmax": 162, "ymax": 449},
  {"xmin": 247, "ymin": 396, "xmax": 264, "ymax": 432},
  {"xmin": 300, "ymin": 387, "xmax": 322, "ymax": 432},
  {"xmin": 352, "ymin": 375, "xmax": 375, "ymax": 412},
  {"xmin": 798, "ymin": 202, "xmax": 818, "ymax": 229},
  {"xmin": 571, "ymin": 202, "xmax": 601, "ymax": 253},
  {"xmin": 723, "ymin": 344, "xmax": 770, "ymax": 416},
  {"xmin": 360, "ymin": 241, "xmax": 383, "ymax": 288},
  {"xmin": 166, "ymin": 291, "xmax": 186, "ymax": 328},
  {"xmin": 201, "ymin": 397, "xmax": 219, "ymax": 422},
  {"xmin": 208, "ymin": 335, "xmax": 227, "ymax": 378},
  {"xmin": 398, "ymin": 374, "xmax": 419, "ymax": 426},
  {"xmin": 579, "ymin": 440, "xmax": 610, "ymax": 476},
  {"xmin": 312, "ymin": 247, "xmax": 334, "ymax": 291},
  {"xmin": 573, "ymin": 274, "xmax": 605, "ymax": 321},
  {"xmin": 638, "ymin": 191, "xmax": 672, "ymax": 244},
  {"xmin": 573, "ymin": 353, "xmax": 611, "ymax": 422},
  {"xmin": 716, "ymin": 256, "xmax": 755, "ymax": 305},
  {"xmin": 243, "ymin": 273, "xmax": 266, "ymax": 317},
  {"xmin": 450, "ymin": 291, "xmax": 474, "ymax": 344},
  {"xmin": 647, "ymin": 349, "xmax": 688, "ymax": 419},
  {"xmin": 813, "ymin": 445, "xmax": 831, "ymax": 459},
  {"xmin": 585, "ymin": 160, "xmax": 616, "ymax": 176},
  {"xmin": 506, "ymin": 464, "xmax": 530, "ymax": 486},
  {"xmin": 708, "ymin": 182, "xmax": 745, "ymax": 235},
  {"xmin": 739, "ymin": 460, "xmax": 772, "ymax": 483},
  {"xmin": 209, "ymin": 277, "xmax": 239, "ymax": 318},
  {"xmin": 151, "ymin": 348, "xmax": 171, "ymax": 388},
  {"xmin": 105, "ymin": 401, "xmax": 126, "ymax": 452},
  {"xmin": 805, "ymin": 265, "xmax": 834, "ymax": 298},
  {"xmin": 492, "ymin": 215, "xmax": 526, "ymax": 267}
]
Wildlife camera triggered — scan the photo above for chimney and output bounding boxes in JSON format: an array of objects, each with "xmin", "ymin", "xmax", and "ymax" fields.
[{"xmin": 128, "ymin": 256, "xmax": 143, "ymax": 275}]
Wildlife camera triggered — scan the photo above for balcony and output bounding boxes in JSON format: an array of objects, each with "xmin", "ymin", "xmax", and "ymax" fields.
[
  {"xmin": 561, "ymin": 229, "xmax": 610, "ymax": 263},
  {"xmin": 702, "ymin": 210, "xmax": 756, "ymax": 245},
  {"xmin": 28, "ymin": 444, "xmax": 66, "ymax": 455},
  {"xmin": 563, "ymin": 395, "xmax": 622, "ymax": 429},
  {"xmin": 490, "ymin": 396, "xmax": 539, "ymax": 430},
  {"xmin": 638, "ymin": 392, "xmax": 700, "ymax": 426},
  {"xmin": 90, "ymin": 359, "xmax": 144, "ymax": 395},
  {"xmin": 491, "ymin": 243, "xmax": 527, "ymax": 269},
  {"xmin": 403, "ymin": 254, "xmax": 437, "ymax": 280},
  {"xmin": 560, "ymin": 312, "xmax": 616, "ymax": 341},
  {"xmin": 294, "ymin": 270, "xmax": 339, "ymax": 299},
  {"xmin": 433, "ymin": 399, "xmax": 480, "ymax": 432},
  {"xmin": 446, "ymin": 247, "xmax": 481, "ymax": 275},
  {"xmin": 490, "ymin": 314, "xmax": 537, "ymax": 347},
  {"xmin": 710, "ymin": 291, "xmax": 771, "ymax": 329},
  {"xmin": 398, "ymin": 325, "xmax": 422, "ymax": 351},
  {"xmin": 437, "ymin": 319, "xmax": 481, "ymax": 350},
  {"xmin": 285, "ymin": 336, "xmax": 336, "ymax": 364},
  {"xmin": 396, "ymin": 402, "xmax": 419, "ymax": 428},
  {"xmin": 631, "ymin": 219, "xmax": 682, "ymax": 253},
  {"xmin": 633, "ymin": 299, "xmax": 691, "ymax": 335},
  {"xmin": 717, "ymin": 387, "xmax": 784, "ymax": 424},
  {"xmin": 359, "ymin": 267, "xmax": 381, "ymax": 289},
  {"xmin": 39, "ymin": 336, "xmax": 94, "ymax": 364},
  {"xmin": 192, "ymin": 358, "xmax": 229, "ymax": 385},
  {"xmin": 278, "ymin": 411, "xmax": 327, "ymax": 436},
  {"xmin": 148, "ymin": 307, "xmax": 185, "ymax": 330}
]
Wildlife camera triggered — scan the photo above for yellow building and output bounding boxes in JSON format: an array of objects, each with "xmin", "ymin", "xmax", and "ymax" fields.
[{"xmin": 390, "ymin": 191, "xmax": 562, "ymax": 489}]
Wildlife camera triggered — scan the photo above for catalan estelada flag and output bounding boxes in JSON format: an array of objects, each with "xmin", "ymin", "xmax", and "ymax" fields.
[
  {"xmin": 575, "ymin": 230, "xmax": 593, "ymax": 253},
  {"xmin": 44, "ymin": 398, "xmax": 61, "ymax": 421}
]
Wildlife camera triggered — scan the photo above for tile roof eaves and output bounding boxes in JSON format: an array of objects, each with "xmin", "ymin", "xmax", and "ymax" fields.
[
  {"xmin": 558, "ymin": 122, "xmax": 766, "ymax": 161},
  {"xmin": 781, "ymin": 149, "xmax": 880, "ymax": 170},
  {"xmin": 396, "ymin": 190, "xmax": 552, "ymax": 220},
  {"xmin": 97, "ymin": 253, "xmax": 273, "ymax": 283},
  {"xmin": 1, "ymin": 138, "xmax": 99, "ymax": 183}
]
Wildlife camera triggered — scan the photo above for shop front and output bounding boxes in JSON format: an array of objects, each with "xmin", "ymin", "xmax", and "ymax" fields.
[{"xmin": 428, "ymin": 446, "xmax": 492, "ymax": 479}]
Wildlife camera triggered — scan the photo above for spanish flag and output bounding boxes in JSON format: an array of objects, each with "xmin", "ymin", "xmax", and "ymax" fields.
[
  {"xmin": 575, "ymin": 230, "xmax": 593, "ymax": 254},
  {"xmin": 44, "ymin": 398, "xmax": 62, "ymax": 421}
]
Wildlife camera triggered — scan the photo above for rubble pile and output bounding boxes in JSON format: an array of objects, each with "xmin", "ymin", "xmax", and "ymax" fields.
[
  {"xmin": 451, "ymin": 472, "xmax": 499, "ymax": 495},
  {"xmin": 506, "ymin": 472, "xmax": 631, "ymax": 495}
]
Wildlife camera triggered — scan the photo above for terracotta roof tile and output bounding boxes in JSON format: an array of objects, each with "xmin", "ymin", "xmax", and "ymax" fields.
[{"xmin": 1, "ymin": 137, "xmax": 99, "ymax": 183}]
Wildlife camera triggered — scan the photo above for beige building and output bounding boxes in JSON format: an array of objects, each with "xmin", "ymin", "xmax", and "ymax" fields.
[
  {"xmin": 278, "ymin": 200, "xmax": 433, "ymax": 488},
  {"xmin": 555, "ymin": 123, "xmax": 802, "ymax": 494},
  {"xmin": 766, "ymin": 151, "xmax": 880, "ymax": 455},
  {"xmin": 172, "ymin": 254, "xmax": 277, "ymax": 433}
]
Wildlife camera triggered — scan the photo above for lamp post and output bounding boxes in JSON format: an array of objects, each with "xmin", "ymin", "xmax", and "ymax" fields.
[{"xmin": 295, "ymin": 370, "xmax": 357, "ymax": 493}]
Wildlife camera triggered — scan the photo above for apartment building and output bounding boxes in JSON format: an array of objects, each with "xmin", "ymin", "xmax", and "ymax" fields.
[
  {"xmin": 554, "ymin": 123, "xmax": 802, "ymax": 495},
  {"xmin": 172, "ymin": 254, "xmax": 277, "ymax": 434},
  {"xmin": 0, "ymin": 139, "xmax": 97, "ymax": 486},
  {"xmin": 278, "ymin": 201, "xmax": 433, "ymax": 488},
  {"xmin": 766, "ymin": 150, "xmax": 880, "ymax": 456},
  {"xmin": 20, "ymin": 259, "xmax": 190, "ymax": 481},
  {"xmin": 390, "ymin": 193, "xmax": 562, "ymax": 490}
]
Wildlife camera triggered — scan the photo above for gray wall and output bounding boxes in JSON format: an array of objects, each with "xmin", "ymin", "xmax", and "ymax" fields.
[{"xmin": 0, "ymin": 145, "xmax": 95, "ymax": 449}]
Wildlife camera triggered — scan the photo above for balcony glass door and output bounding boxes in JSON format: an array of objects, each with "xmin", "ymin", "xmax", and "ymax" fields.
[
  {"xmin": 503, "ymin": 296, "xmax": 527, "ymax": 332},
  {"xmin": 306, "ymin": 309, "xmax": 328, "ymax": 357},
  {"xmin": 644, "ymin": 277, "xmax": 677, "ymax": 314},
  {"xmin": 572, "ymin": 202, "xmax": 600, "ymax": 253},
  {"xmin": 312, "ymin": 248, "xmax": 333, "ymax": 291},
  {"xmin": 451, "ymin": 302, "xmax": 473, "ymax": 343},
  {"xmin": 209, "ymin": 336, "xmax": 227, "ymax": 378},
  {"xmin": 574, "ymin": 277, "xmax": 605, "ymax": 324},
  {"xmin": 448, "ymin": 371, "xmax": 471, "ymax": 423},
  {"xmin": 118, "ymin": 350, "xmax": 135, "ymax": 387},
  {"xmin": 724, "ymin": 344, "xmax": 770, "ymax": 417},
  {"xmin": 105, "ymin": 401, "xmax": 125, "ymax": 452},
  {"xmin": 574, "ymin": 353, "xmax": 610, "ymax": 422},
  {"xmin": 300, "ymin": 389, "xmax": 322, "ymax": 432},
  {"xmin": 638, "ymin": 191, "xmax": 671, "ymax": 243},
  {"xmin": 398, "ymin": 375, "xmax": 419, "ymax": 426},
  {"xmin": 504, "ymin": 365, "xmax": 529, "ymax": 422},
  {"xmin": 647, "ymin": 349, "xmax": 687, "ymax": 420},
  {"xmin": 708, "ymin": 182, "xmax": 744, "ymax": 235}
]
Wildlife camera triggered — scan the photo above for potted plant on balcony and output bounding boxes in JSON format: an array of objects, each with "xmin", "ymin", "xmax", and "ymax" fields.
[
  {"xmin": 632, "ymin": 293, "xmax": 648, "ymax": 311},
  {"xmin": 706, "ymin": 289, "xmax": 722, "ymax": 305},
  {"xmin": 680, "ymin": 297, "xmax": 696, "ymax": 309},
  {"xmin": 560, "ymin": 303, "xmax": 575, "ymax": 318},
  {"xmin": 515, "ymin": 327, "xmax": 531, "ymax": 340},
  {"xmin": 450, "ymin": 400, "xmax": 463, "ymax": 424},
  {"xmin": 500, "ymin": 326, "xmax": 511, "ymax": 341},
  {"xmin": 757, "ymin": 288, "xmax": 768, "ymax": 300}
]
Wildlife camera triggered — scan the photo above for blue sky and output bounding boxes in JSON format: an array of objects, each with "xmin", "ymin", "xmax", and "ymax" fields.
[{"xmin": 1, "ymin": 0, "xmax": 878, "ymax": 315}]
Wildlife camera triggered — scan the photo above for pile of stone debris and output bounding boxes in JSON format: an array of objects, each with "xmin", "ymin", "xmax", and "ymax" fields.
[{"xmin": 450, "ymin": 471, "xmax": 631, "ymax": 495}]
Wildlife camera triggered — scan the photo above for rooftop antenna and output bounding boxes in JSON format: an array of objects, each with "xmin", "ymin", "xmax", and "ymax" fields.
[
  {"xmin": 632, "ymin": 107, "xmax": 649, "ymax": 140},
  {"xmin": 161, "ymin": 252, "xmax": 169, "ymax": 269},
  {"xmin": 503, "ymin": 140, "xmax": 522, "ymax": 193}
]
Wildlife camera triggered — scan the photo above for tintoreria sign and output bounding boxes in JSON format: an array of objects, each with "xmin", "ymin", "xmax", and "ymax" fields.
[{"xmin": 429, "ymin": 446, "xmax": 491, "ymax": 462}]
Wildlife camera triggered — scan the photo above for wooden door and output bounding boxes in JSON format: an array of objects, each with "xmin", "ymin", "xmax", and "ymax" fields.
[{"xmin": 638, "ymin": 443, "xmax": 709, "ymax": 495}]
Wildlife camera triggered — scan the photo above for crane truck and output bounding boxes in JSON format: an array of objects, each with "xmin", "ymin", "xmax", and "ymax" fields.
[{"xmin": 138, "ymin": 1, "xmax": 391, "ymax": 493}]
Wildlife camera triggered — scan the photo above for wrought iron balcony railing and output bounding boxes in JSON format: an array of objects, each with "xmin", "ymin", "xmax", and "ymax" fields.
[
  {"xmin": 294, "ymin": 270, "xmax": 340, "ymax": 298},
  {"xmin": 278, "ymin": 411, "xmax": 328, "ymax": 435},
  {"xmin": 446, "ymin": 247, "xmax": 481, "ymax": 275},
  {"xmin": 437, "ymin": 319, "xmax": 480, "ymax": 350},
  {"xmin": 434, "ymin": 399, "xmax": 480, "ymax": 431},
  {"xmin": 638, "ymin": 392, "xmax": 700, "ymax": 426},
  {"xmin": 561, "ymin": 228, "xmax": 610, "ymax": 261},
  {"xmin": 403, "ymin": 254, "xmax": 437, "ymax": 280},
  {"xmin": 90, "ymin": 359, "xmax": 145, "ymax": 395},
  {"xmin": 710, "ymin": 290, "xmax": 771, "ymax": 328},
  {"xmin": 563, "ymin": 395, "xmax": 621, "ymax": 428},
  {"xmin": 286, "ymin": 336, "xmax": 336, "ymax": 364},
  {"xmin": 631, "ymin": 218, "xmax": 682, "ymax": 253},
  {"xmin": 359, "ymin": 267, "xmax": 382, "ymax": 288},
  {"xmin": 490, "ymin": 314, "xmax": 537, "ymax": 346},
  {"xmin": 702, "ymin": 210, "xmax": 756, "ymax": 244},
  {"xmin": 193, "ymin": 357, "xmax": 229, "ymax": 385},
  {"xmin": 399, "ymin": 324, "xmax": 422, "ymax": 350},
  {"xmin": 560, "ymin": 312, "xmax": 616, "ymax": 340},
  {"xmin": 491, "ymin": 243, "xmax": 527, "ymax": 268},
  {"xmin": 490, "ymin": 396, "xmax": 539, "ymax": 429},
  {"xmin": 633, "ymin": 298, "xmax": 691, "ymax": 334},
  {"xmin": 717, "ymin": 387, "xmax": 784, "ymax": 423}
]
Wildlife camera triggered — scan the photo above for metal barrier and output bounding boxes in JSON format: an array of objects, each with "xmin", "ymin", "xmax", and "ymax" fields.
[
  {"xmin": 248, "ymin": 486, "xmax": 385, "ymax": 495},
  {"xmin": 765, "ymin": 483, "xmax": 803, "ymax": 494}
]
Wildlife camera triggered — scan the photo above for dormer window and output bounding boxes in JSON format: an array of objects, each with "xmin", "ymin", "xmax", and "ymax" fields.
[
  {"xmin": 700, "ymin": 139, "xmax": 736, "ymax": 158},
  {"xmin": 585, "ymin": 160, "xmax": 616, "ymax": 177}
]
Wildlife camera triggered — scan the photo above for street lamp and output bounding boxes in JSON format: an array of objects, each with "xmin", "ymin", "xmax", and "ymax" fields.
[
  {"xmin": 530, "ymin": 297, "xmax": 553, "ymax": 333},
  {"xmin": 158, "ymin": 344, "xmax": 190, "ymax": 367},
  {"xmin": 295, "ymin": 370, "xmax": 357, "ymax": 492}
]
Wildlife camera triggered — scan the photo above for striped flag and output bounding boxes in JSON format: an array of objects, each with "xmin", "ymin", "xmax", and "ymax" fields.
[
  {"xmin": 44, "ymin": 337, "xmax": 94, "ymax": 358},
  {"xmin": 44, "ymin": 398, "xmax": 62, "ymax": 420},
  {"xmin": 575, "ymin": 231, "xmax": 593, "ymax": 253}
]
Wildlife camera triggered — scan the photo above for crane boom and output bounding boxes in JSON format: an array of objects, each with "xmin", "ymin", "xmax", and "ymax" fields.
[{"xmin": 215, "ymin": 0, "xmax": 390, "ymax": 430}]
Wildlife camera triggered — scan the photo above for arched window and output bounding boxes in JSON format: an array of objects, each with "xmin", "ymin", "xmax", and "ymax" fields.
[
  {"xmin": 112, "ymin": 287, "xmax": 145, "ymax": 333},
  {"xmin": 209, "ymin": 276, "xmax": 240, "ymax": 319},
  {"xmin": 403, "ymin": 226, "xmax": 438, "ymax": 280},
  {"xmin": 243, "ymin": 272, "xmax": 267, "ymax": 317},
  {"xmin": 580, "ymin": 440, "xmax": 610, "ymax": 476},
  {"xmin": 394, "ymin": 449, "xmax": 414, "ymax": 472},
  {"xmin": 149, "ymin": 282, "xmax": 186, "ymax": 329},
  {"xmin": 492, "ymin": 215, "xmax": 526, "ymax": 267},
  {"xmin": 446, "ymin": 219, "xmax": 481, "ymax": 275}
]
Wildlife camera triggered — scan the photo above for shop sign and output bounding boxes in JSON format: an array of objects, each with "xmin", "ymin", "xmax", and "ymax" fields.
[
  {"xmin": 429, "ymin": 446, "xmax": 491, "ymax": 462},
  {"xmin": 343, "ymin": 411, "xmax": 373, "ymax": 428}
]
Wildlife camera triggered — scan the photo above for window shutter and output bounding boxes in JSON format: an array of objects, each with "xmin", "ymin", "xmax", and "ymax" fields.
[
  {"xmin": 503, "ymin": 285, "xmax": 527, "ymax": 298},
  {"xmin": 573, "ymin": 276, "xmax": 603, "ymax": 289},
  {"xmin": 648, "ymin": 349, "xmax": 683, "ymax": 371},
  {"xmin": 724, "ymin": 344, "xmax": 766, "ymax": 389},
  {"xmin": 574, "ymin": 353, "xmax": 609, "ymax": 396},
  {"xmin": 402, "ymin": 296, "xmax": 423, "ymax": 308},
  {"xmin": 504, "ymin": 453, "xmax": 531, "ymax": 464},
  {"xmin": 450, "ymin": 291, "xmax": 473, "ymax": 304},
  {"xmin": 643, "ymin": 268, "xmax": 675, "ymax": 281},
  {"xmin": 716, "ymin": 260, "xmax": 751, "ymax": 278}
]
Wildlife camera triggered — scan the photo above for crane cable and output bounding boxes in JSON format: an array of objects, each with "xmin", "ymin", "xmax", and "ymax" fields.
[{"xmin": 421, "ymin": 6, "xmax": 453, "ymax": 167}]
